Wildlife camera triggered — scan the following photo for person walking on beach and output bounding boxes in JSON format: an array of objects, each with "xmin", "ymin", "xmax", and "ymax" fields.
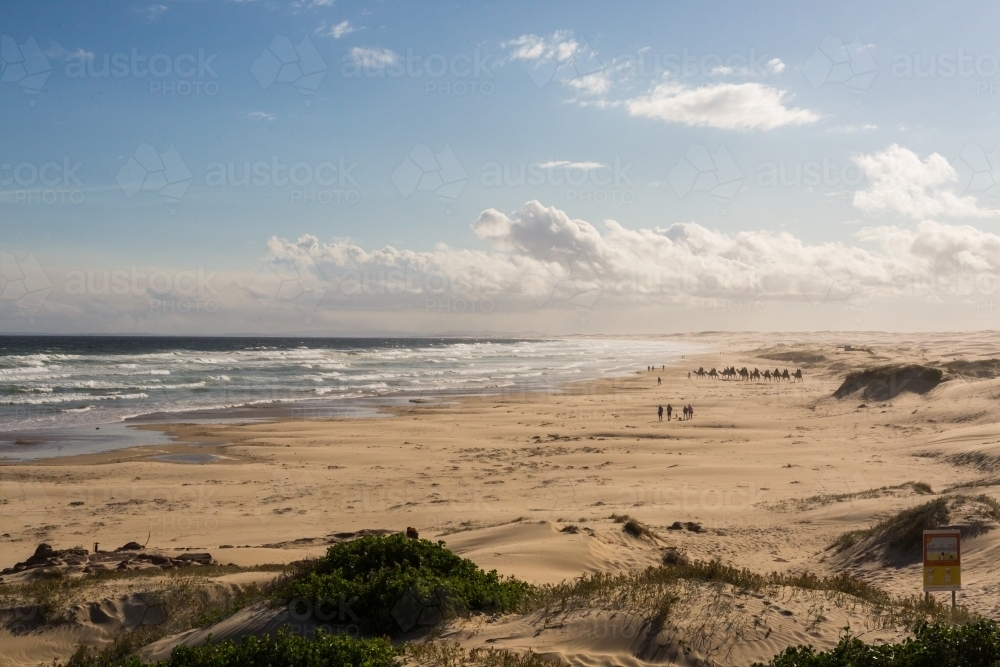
[
  {"xmin": 682, "ymin": 405, "xmax": 689, "ymax": 420},
  {"xmin": 658, "ymin": 405, "xmax": 663, "ymax": 421},
  {"xmin": 688, "ymin": 404, "xmax": 694, "ymax": 420},
  {"xmin": 666, "ymin": 404, "xmax": 672, "ymax": 420},
  {"xmin": 657, "ymin": 376, "xmax": 662, "ymax": 386}
]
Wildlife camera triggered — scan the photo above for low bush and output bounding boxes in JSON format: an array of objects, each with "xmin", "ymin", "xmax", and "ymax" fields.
[
  {"xmin": 755, "ymin": 620, "xmax": 1000, "ymax": 666},
  {"xmin": 277, "ymin": 534, "xmax": 533, "ymax": 635}
]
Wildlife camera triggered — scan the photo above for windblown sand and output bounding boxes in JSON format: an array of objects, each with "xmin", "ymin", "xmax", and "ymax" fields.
[{"xmin": 4, "ymin": 331, "xmax": 1000, "ymax": 666}]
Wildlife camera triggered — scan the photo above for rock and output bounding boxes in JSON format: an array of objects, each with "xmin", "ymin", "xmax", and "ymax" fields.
[
  {"xmin": 684, "ymin": 522, "xmax": 702, "ymax": 533},
  {"xmin": 175, "ymin": 553, "xmax": 215, "ymax": 566},
  {"xmin": 406, "ymin": 527, "xmax": 419, "ymax": 539},
  {"xmin": 559, "ymin": 525, "xmax": 580, "ymax": 534},
  {"xmin": 667, "ymin": 521, "xmax": 684, "ymax": 530},
  {"xmin": 33, "ymin": 543, "xmax": 55, "ymax": 558},
  {"xmin": 116, "ymin": 542, "xmax": 144, "ymax": 552},
  {"xmin": 662, "ymin": 548, "xmax": 689, "ymax": 566}
]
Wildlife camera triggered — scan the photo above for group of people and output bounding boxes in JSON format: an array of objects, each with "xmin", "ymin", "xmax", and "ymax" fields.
[
  {"xmin": 648, "ymin": 365, "xmax": 693, "ymax": 422},
  {"xmin": 657, "ymin": 403, "xmax": 693, "ymax": 421}
]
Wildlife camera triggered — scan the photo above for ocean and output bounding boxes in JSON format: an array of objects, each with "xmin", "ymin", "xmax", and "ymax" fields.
[{"xmin": 0, "ymin": 336, "xmax": 696, "ymax": 459}]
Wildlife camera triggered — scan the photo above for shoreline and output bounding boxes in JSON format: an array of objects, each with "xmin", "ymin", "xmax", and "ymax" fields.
[
  {"xmin": 0, "ymin": 361, "xmax": 693, "ymax": 467},
  {"xmin": 0, "ymin": 339, "xmax": 702, "ymax": 463}
]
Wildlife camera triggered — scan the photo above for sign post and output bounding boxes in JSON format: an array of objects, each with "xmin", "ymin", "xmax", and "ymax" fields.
[{"xmin": 923, "ymin": 529, "xmax": 961, "ymax": 608}]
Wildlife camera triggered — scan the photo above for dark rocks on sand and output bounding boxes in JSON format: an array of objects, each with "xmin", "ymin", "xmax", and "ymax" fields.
[
  {"xmin": 662, "ymin": 547, "xmax": 689, "ymax": 566},
  {"xmin": 2, "ymin": 543, "xmax": 218, "ymax": 577},
  {"xmin": 667, "ymin": 521, "xmax": 702, "ymax": 533},
  {"xmin": 406, "ymin": 527, "xmax": 419, "ymax": 539}
]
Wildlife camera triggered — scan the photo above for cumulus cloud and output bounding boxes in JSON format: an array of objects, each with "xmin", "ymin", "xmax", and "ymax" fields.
[
  {"xmin": 348, "ymin": 47, "xmax": 399, "ymax": 69},
  {"xmin": 852, "ymin": 144, "xmax": 1000, "ymax": 219},
  {"xmin": 624, "ymin": 81, "xmax": 821, "ymax": 130},
  {"xmin": 259, "ymin": 201, "xmax": 1000, "ymax": 310}
]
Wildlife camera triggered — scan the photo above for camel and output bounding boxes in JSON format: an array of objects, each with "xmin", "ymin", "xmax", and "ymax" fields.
[
  {"xmin": 773, "ymin": 368, "xmax": 782, "ymax": 381},
  {"xmin": 708, "ymin": 368, "xmax": 718, "ymax": 379},
  {"xmin": 694, "ymin": 367, "xmax": 706, "ymax": 379},
  {"xmin": 793, "ymin": 369, "xmax": 803, "ymax": 382},
  {"xmin": 781, "ymin": 369, "xmax": 790, "ymax": 381},
  {"xmin": 763, "ymin": 369, "xmax": 772, "ymax": 381},
  {"xmin": 751, "ymin": 368, "xmax": 761, "ymax": 381},
  {"xmin": 739, "ymin": 367, "xmax": 750, "ymax": 381}
]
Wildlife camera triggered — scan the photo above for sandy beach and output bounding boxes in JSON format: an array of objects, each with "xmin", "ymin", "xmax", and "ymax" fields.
[{"xmin": 4, "ymin": 331, "xmax": 1000, "ymax": 665}]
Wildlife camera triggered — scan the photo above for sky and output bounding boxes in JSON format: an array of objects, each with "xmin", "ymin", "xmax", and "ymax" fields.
[{"xmin": 2, "ymin": 0, "xmax": 1000, "ymax": 335}]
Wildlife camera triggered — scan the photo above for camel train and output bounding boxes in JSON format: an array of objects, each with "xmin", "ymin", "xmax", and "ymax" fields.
[{"xmin": 693, "ymin": 366, "xmax": 803, "ymax": 382}]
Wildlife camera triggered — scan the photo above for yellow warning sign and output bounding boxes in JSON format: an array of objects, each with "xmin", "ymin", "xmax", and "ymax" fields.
[{"xmin": 923, "ymin": 529, "xmax": 961, "ymax": 592}]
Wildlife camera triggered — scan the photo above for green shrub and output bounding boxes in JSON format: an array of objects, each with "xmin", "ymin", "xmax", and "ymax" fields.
[
  {"xmin": 755, "ymin": 620, "xmax": 1000, "ymax": 667},
  {"xmin": 278, "ymin": 534, "xmax": 533, "ymax": 635},
  {"xmin": 161, "ymin": 629, "xmax": 396, "ymax": 667}
]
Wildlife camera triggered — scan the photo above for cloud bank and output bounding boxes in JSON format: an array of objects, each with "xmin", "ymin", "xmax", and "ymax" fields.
[{"xmin": 258, "ymin": 200, "xmax": 1000, "ymax": 312}]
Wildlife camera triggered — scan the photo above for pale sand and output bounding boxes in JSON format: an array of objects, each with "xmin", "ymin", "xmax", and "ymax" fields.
[{"xmin": 4, "ymin": 331, "xmax": 1000, "ymax": 665}]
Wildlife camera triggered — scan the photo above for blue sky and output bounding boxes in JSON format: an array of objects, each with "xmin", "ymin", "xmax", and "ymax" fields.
[{"xmin": 3, "ymin": 1, "xmax": 1000, "ymax": 334}]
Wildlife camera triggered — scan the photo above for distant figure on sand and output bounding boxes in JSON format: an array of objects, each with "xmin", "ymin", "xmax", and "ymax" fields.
[
  {"xmin": 657, "ymin": 376, "xmax": 662, "ymax": 385},
  {"xmin": 687, "ymin": 371, "xmax": 691, "ymax": 379},
  {"xmin": 682, "ymin": 405, "xmax": 689, "ymax": 420},
  {"xmin": 658, "ymin": 405, "xmax": 663, "ymax": 421},
  {"xmin": 667, "ymin": 404, "xmax": 672, "ymax": 420},
  {"xmin": 688, "ymin": 404, "xmax": 694, "ymax": 420}
]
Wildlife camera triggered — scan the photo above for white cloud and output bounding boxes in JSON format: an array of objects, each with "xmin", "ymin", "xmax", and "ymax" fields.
[
  {"xmin": 767, "ymin": 57, "xmax": 785, "ymax": 73},
  {"xmin": 248, "ymin": 111, "xmax": 276, "ymax": 121},
  {"xmin": 565, "ymin": 70, "xmax": 612, "ymax": 95},
  {"xmin": 316, "ymin": 19, "xmax": 356, "ymax": 39},
  {"xmin": 537, "ymin": 160, "xmax": 605, "ymax": 170},
  {"xmin": 502, "ymin": 30, "xmax": 579, "ymax": 63},
  {"xmin": 45, "ymin": 43, "xmax": 93, "ymax": 61},
  {"xmin": 146, "ymin": 4, "xmax": 167, "ymax": 20},
  {"xmin": 852, "ymin": 144, "xmax": 1000, "ymax": 219},
  {"xmin": 291, "ymin": 0, "xmax": 335, "ymax": 8},
  {"xmin": 348, "ymin": 47, "xmax": 399, "ymax": 69},
  {"xmin": 624, "ymin": 81, "xmax": 820, "ymax": 130}
]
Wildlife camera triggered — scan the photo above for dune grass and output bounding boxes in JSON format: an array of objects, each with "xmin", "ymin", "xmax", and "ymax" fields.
[
  {"xmin": 405, "ymin": 642, "xmax": 561, "ymax": 667},
  {"xmin": 0, "ymin": 564, "xmax": 285, "ymax": 623},
  {"xmin": 829, "ymin": 493, "xmax": 1000, "ymax": 559}
]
